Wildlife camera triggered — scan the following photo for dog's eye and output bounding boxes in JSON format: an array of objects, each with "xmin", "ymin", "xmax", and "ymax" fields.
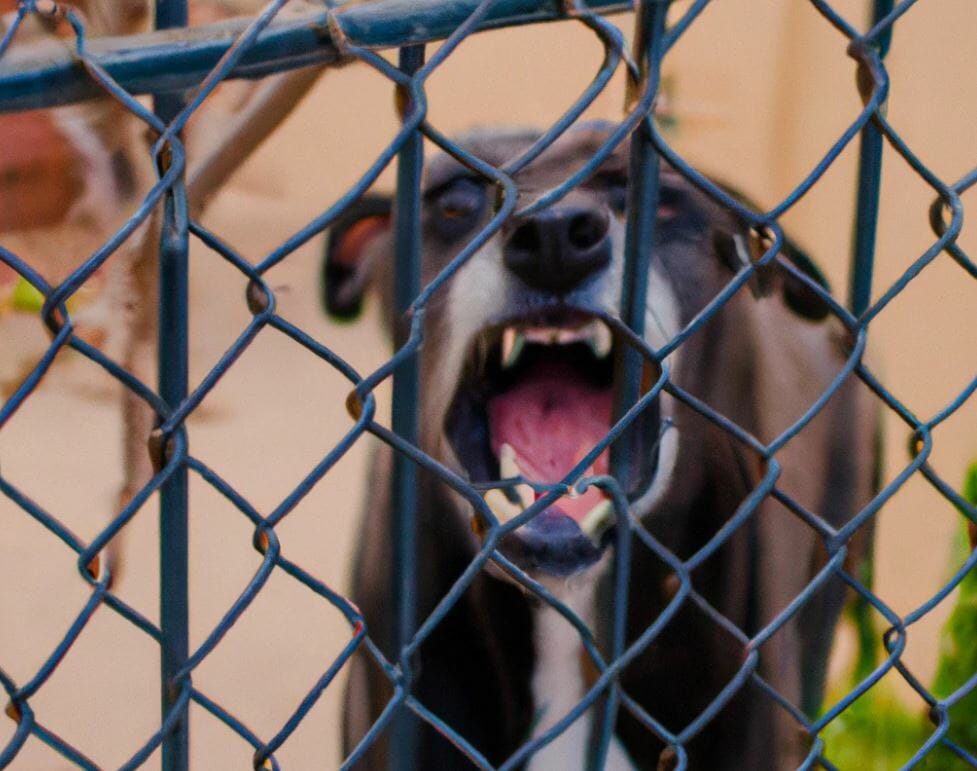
[
  {"xmin": 657, "ymin": 185, "xmax": 684, "ymax": 221},
  {"xmin": 600, "ymin": 175, "xmax": 680, "ymax": 221},
  {"xmin": 438, "ymin": 178, "xmax": 484, "ymax": 218},
  {"xmin": 601, "ymin": 173, "xmax": 628, "ymax": 214},
  {"xmin": 431, "ymin": 177, "xmax": 487, "ymax": 239}
]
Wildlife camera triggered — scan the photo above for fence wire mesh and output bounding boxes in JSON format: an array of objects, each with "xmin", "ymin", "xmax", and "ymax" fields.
[{"xmin": 0, "ymin": 0, "xmax": 976, "ymax": 768}]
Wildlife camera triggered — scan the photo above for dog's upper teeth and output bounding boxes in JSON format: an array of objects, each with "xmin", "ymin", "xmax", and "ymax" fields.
[
  {"xmin": 587, "ymin": 320, "xmax": 613, "ymax": 359},
  {"xmin": 496, "ymin": 320, "xmax": 613, "ymax": 371},
  {"xmin": 557, "ymin": 328, "xmax": 584, "ymax": 344},
  {"xmin": 516, "ymin": 321, "xmax": 613, "ymax": 358},
  {"xmin": 524, "ymin": 327, "xmax": 561, "ymax": 345},
  {"xmin": 501, "ymin": 327, "xmax": 526, "ymax": 370}
]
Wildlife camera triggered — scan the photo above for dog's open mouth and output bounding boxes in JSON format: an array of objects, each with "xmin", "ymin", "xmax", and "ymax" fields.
[{"xmin": 445, "ymin": 310, "xmax": 660, "ymax": 577}]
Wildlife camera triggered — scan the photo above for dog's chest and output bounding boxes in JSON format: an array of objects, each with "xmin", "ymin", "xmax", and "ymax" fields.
[{"xmin": 527, "ymin": 581, "xmax": 635, "ymax": 771}]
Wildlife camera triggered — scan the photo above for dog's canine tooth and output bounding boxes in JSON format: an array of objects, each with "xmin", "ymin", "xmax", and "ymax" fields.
[
  {"xmin": 500, "ymin": 443, "xmax": 536, "ymax": 507},
  {"xmin": 588, "ymin": 320, "xmax": 613, "ymax": 359},
  {"xmin": 484, "ymin": 488, "xmax": 523, "ymax": 523},
  {"xmin": 499, "ymin": 442, "xmax": 520, "ymax": 479},
  {"xmin": 514, "ymin": 482, "xmax": 536, "ymax": 508},
  {"xmin": 501, "ymin": 327, "xmax": 526, "ymax": 369},
  {"xmin": 580, "ymin": 499, "xmax": 615, "ymax": 538}
]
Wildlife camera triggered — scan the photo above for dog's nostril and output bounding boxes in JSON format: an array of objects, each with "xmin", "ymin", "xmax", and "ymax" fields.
[
  {"xmin": 509, "ymin": 221, "xmax": 541, "ymax": 254},
  {"xmin": 567, "ymin": 212, "xmax": 606, "ymax": 251}
]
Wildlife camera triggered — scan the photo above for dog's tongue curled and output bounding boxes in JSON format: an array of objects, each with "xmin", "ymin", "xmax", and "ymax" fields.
[{"xmin": 487, "ymin": 360, "xmax": 612, "ymax": 522}]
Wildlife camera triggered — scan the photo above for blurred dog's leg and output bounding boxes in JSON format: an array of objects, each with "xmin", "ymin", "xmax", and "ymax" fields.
[{"xmin": 113, "ymin": 66, "xmax": 326, "ymax": 582}]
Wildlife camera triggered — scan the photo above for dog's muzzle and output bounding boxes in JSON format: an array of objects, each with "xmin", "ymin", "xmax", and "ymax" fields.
[{"xmin": 445, "ymin": 308, "xmax": 661, "ymax": 577}]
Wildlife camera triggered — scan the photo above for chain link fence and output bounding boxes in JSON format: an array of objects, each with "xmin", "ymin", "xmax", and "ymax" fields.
[{"xmin": 1, "ymin": 0, "xmax": 976, "ymax": 768}]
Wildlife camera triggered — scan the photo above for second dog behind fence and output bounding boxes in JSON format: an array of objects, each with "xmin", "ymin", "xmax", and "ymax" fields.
[{"xmin": 324, "ymin": 124, "xmax": 880, "ymax": 769}]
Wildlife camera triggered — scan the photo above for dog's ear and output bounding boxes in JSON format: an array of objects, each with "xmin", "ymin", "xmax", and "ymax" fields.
[
  {"xmin": 713, "ymin": 225, "xmax": 831, "ymax": 322},
  {"xmin": 777, "ymin": 237, "xmax": 831, "ymax": 321},
  {"xmin": 712, "ymin": 226, "xmax": 776, "ymax": 299},
  {"xmin": 712, "ymin": 183, "xmax": 833, "ymax": 322},
  {"xmin": 322, "ymin": 195, "xmax": 392, "ymax": 320}
]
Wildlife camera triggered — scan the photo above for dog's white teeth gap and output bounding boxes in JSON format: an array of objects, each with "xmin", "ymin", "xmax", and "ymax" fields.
[
  {"xmin": 483, "ymin": 488, "xmax": 523, "ymax": 523},
  {"xmin": 501, "ymin": 327, "xmax": 526, "ymax": 370}
]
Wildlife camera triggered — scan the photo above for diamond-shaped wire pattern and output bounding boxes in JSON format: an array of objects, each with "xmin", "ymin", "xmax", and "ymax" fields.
[{"xmin": 1, "ymin": 0, "xmax": 976, "ymax": 768}]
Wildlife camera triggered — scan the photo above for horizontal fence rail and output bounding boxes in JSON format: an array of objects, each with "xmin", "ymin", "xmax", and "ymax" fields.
[
  {"xmin": 0, "ymin": 0, "xmax": 630, "ymax": 112},
  {"xmin": 1, "ymin": 0, "xmax": 976, "ymax": 768}
]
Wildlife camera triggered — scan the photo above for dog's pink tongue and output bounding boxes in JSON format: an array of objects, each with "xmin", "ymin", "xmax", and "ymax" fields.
[{"xmin": 488, "ymin": 363, "xmax": 612, "ymax": 521}]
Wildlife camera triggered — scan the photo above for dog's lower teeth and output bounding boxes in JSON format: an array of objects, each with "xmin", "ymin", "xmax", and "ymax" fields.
[
  {"xmin": 499, "ymin": 442, "xmax": 518, "ymax": 477},
  {"xmin": 484, "ymin": 488, "xmax": 523, "ymax": 523},
  {"xmin": 580, "ymin": 499, "xmax": 615, "ymax": 537},
  {"xmin": 498, "ymin": 443, "xmax": 535, "ymax": 507}
]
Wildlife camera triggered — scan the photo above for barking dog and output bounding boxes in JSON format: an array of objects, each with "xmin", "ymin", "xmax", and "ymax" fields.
[{"xmin": 325, "ymin": 125, "xmax": 878, "ymax": 770}]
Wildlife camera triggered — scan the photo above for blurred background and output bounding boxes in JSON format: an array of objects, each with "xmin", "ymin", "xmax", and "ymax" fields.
[{"xmin": 1, "ymin": 0, "xmax": 976, "ymax": 766}]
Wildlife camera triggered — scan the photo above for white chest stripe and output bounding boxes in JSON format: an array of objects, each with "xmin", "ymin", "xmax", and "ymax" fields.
[{"xmin": 526, "ymin": 580, "xmax": 636, "ymax": 771}]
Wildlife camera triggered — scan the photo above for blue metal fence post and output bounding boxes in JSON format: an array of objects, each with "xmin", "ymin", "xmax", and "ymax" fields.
[
  {"xmin": 612, "ymin": 0, "xmax": 671, "ymax": 448},
  {"xmin": 842, "ymin": 0, "xmax": 894, "ymax": 705},
  {"xmin": 847, "ymin": 0, "xmax": 893, "ymax": 316},
  {"xmin": 597, "ymin": 0, "xmax": 671, "ymax": 767},
  {"xmin": 154, "ymin": 0, "xmax": 190, "ymax": 768},
  {"xmin": 389, "ymin": 43, "xmax": 425, "ymax": 771}
]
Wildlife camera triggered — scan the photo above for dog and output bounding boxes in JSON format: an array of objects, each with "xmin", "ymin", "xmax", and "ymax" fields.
[
  {"xmin": 324, "ymin": 124, "xmax": 879, "ymax": 770},
  {"xmin": 0, "ymin": 0, "xmax": 328, "ymax": 583}
]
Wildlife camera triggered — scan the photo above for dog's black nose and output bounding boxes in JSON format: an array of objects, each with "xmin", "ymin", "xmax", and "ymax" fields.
[{"xmin": 504, "ymin": 206, "xmax": 611, "ymax": 294}]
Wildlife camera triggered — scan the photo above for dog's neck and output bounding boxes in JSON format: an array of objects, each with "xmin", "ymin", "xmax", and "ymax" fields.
[{"xmin": 527, "ymin": 564, "xmax": 635, "ymax": 771}]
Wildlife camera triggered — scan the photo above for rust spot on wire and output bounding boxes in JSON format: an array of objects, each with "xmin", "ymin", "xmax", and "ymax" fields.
[
  {"xmin": 657, "ymin": 746, "xmax": 678, "ymax": 771},
  {"xmin": 245, "ymin": 279, "xmax": 269, "ymax": 315},
  {"xmin": 4, "ymin": 700, "xmax": 21, "ymax": 723},
  {"xmin": 345, "ymin": 389, "xmax": 363, "ymax": 420}
]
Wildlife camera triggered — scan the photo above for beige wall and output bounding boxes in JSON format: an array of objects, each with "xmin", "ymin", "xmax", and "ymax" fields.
[{"xmin": 2, "ymin": 1, "xmax": 976, "ymax": 766}]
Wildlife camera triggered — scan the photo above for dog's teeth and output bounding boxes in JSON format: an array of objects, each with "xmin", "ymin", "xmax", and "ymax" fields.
[
  {"xmin": 499, "ymin": 442, "xmax": 520, "ymax": 479},
  {"xmin": 588, "ymin": 321, "xmax": 613, "ymax": 359},
  {"xmin": 515, "ymin": 482, "xmax": 535, "ymax": 508},
  {"xmin": 524, "ymin": 327, "xmax": 560, "ymax": 345},
  {"xmin": 499, "ymin": 443, "xmax": 536, "ymax": 507},
  {"xmin": 501, "ymin": 328, "xmax": 526, "ymax": 370},
  {"xmin": 580, "ymin": 499, "xmax": 615, "ymax": 538},
  {"xmin": 484, "ymin": 488, "xmax": 523, "ymax": 523},
  {"xmin": 557, "ymin": 328, "xmax": 581, "ymax": 344},
  {"xmin": 521, "ymin": 321, "xmax": 613, "ymax": 355}
]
